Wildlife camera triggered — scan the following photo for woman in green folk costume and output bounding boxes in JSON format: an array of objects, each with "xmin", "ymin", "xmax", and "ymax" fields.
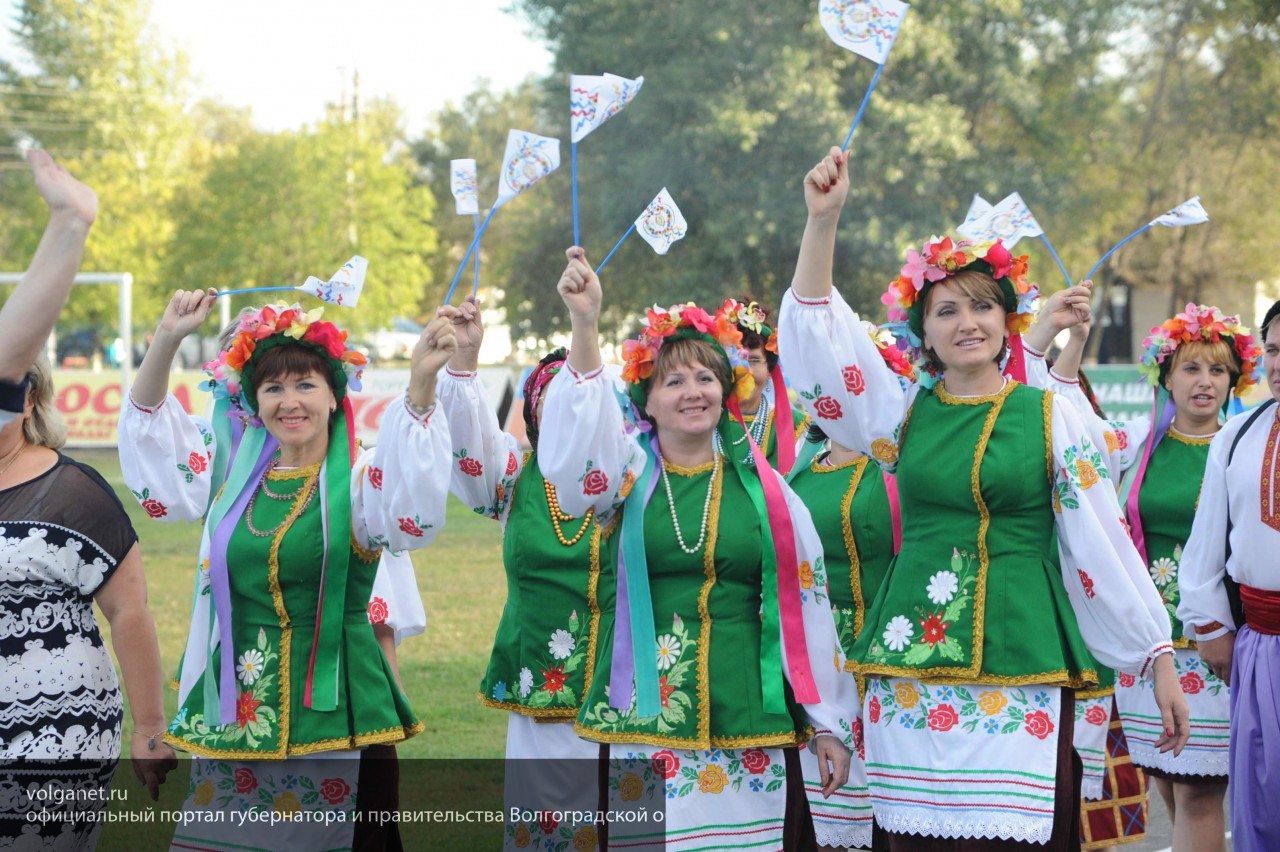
[
  {"xmin": 780, "ymin": 147, "xmax": 1189, "ymax": 851},
  {"xmin": 1039, "ymin": 303, "xmax": 1261, "ymax": 852},
  {"xmin": 540, "ymin": 247, "xmax": 858, "ymax": 851},
  {"xmin": 715, "ymin": 298, "xmax": 816, "ymax": 476},
  {"xmin": 435, "ymin": 297, "xmax": 601, "ymax": 850},
  {"xmin": 126, "ymin": 297, "xmax": 457, "ymax": 851}
]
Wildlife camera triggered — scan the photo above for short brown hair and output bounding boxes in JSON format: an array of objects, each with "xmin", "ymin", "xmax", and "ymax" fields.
[
  {"xmin": 251, "ymin": 344, "xmax": 337, "ymax": 404},
  {"xmin": 645, "ymin": 337, "xmax": 731, "ymax": 415},
  {"xmin": 922, "ymin": 271, "xmax": 1007, "ymax": 375}
]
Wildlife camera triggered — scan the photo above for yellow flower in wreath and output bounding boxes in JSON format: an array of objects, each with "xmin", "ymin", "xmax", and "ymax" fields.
[
  {"xmin": 799, "ymin": 561, "xmax": 814, "ymax": 589},
  {"xmin": 894, "ymin": 682, "xmax": 919, "ymax": 709},
  {"xmin": 1075, "ymin": 459, "xmax": 1099, "ymax": 490},
  {"xmin": 871, "ymin": 438, "xmax": 899, "ymax": 464},
  {"xmin": 573, "ymin": 825, "xmax": 600, "ymax": 851},
  {"xmin": 978, "ymin": 690, "xmax": 1007, "ymax": 716},
  {"xmin": 697, "ymin": 764, "xmax": 729, "ymax": 794},
  {"xmin": 618, "ymin": 772, "xmax": 643, "ymax": 802},
  {"xmin": 513, "ymin": 823, "xmax": 531, "ymax": 848},
  {"xmin": 274, "ymin": 791, "xmax": 302, "ymax": 817},
  {"xmin": 192, "ymin": 779, "xmax": 215, "ymax": 806}
]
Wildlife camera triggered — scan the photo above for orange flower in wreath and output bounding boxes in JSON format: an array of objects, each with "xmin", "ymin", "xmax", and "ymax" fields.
[
  {"xmin": 621, "ymin": 339, "xmax": 656, "ymax": 384},
  {"xmin": 225, "ymin": 335, "xmax": 257, "ymax": 371}
]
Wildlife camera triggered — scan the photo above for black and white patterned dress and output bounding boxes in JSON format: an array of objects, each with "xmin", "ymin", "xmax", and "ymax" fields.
[{"xmin": 0, "ymin": 454, "xmax": 138, "ymax": 847}]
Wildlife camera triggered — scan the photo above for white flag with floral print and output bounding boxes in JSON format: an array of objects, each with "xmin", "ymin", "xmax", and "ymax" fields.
[
  {"xmin": 450, "ymin": 158, "xmax": 479, "ymax": 215},
  {"xmin": 1149, "ymin": 196, "xmax": 1209, "ymax": 228},
  {"xmin": 634, "ymin": 188, "xmax": 688, "ymax": 255},
  {"xmin": 296, "ymin": 256, "xmax": 367, "ymax": 307},
  {"xmin": 820, "ymin": 0, "xmax": 910, "ymax": 65},
  {"xmin": 957, "ymin": 192, "xmax": 1044, "ymax": 247},
  {"xmin": 570, "ymin": 73, "xmax": 644, "ymax": 143},
  {"xmin": 494, "ymin": 130, "xmax": 561, "ymax": 210}
]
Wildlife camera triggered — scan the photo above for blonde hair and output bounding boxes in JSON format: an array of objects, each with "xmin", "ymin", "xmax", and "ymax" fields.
[
  {"xmin": 922, "ymin": 271, "xmax": 1007, "ymax": 374},
  {"xmin": 1165, "ymin": 339, "xmax": 1238, "ymax": 389},
  {"xmin": 22, "ymin": 355, "xmax": 67, "ymax": 450},
  {"xmin": 218, "ymin": 306, "xmax": 259, "ymax": 352}
]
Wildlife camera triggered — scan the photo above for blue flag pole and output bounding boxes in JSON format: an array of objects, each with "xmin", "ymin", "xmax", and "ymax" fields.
[
  {"xmin": 595, "ymin": 222, "xmax": 636, "ymax": 274},
  {"xmin": 1086, "ymin": 223, "xmax": 1151, "ymax": 283},
  {"xmin": 1039, "ymin": 235, "xmax": 1073, "ymax": 289},
  {"xmin": 214, "ymin": 286, "xmax": 295, "ymax": 299},
  {"xmin": 472, "ymin": 212, "xmax": 482, "ymax": 298},
  {"xmin": 842, "ymin": 62, "xmax": 885, "ymax": 151},
  {"xmin": 445, "ymin": 206, "xmax": 499, "ymax": 304},
  {"xmin": 572, "ymin": 141, "xmax": 580, "ymax": 247}
]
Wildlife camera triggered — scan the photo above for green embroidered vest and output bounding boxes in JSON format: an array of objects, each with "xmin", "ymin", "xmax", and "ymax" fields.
[
  {"xmin": 851, "ymin": 382, "xmax": 1099, "ymax": 688},
  {"xmin": 1134, "ymin": 430, "xmax": 1212, "ymax": 647},
  {"xmin": 167, "ymin": 463, "xmax": 419, "ymax": 758},
  {"xmin": 789, "ymin": 456, "xmax": 894, "ymax": 665},
  {"xmin": 576, "ymin": 456, "xmax": 808, "ymax": 749},
  {"xmin": 482, "ymin": 455, "xmax": 596, "ymax": 715},
  {"xmin": 720, "ymin": 406, "xmax": 816, "ymax": 470}
]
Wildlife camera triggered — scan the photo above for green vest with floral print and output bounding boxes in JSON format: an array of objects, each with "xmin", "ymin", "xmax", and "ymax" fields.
[
  {"xmin": 851, "ymin": 382, "xmax": 1099, "ymax": 688},
  {"xmin": 576, "ymin": 455, "xmax": 810, "ymax": 749},
  {"xmin": 166, "ymin": 463, "xmax": 419, "ymax": 758},
  {"xmin": 1135, "ymin": 431, "xmax": 1211, "ymax": 647},
  {"xmin": 482, "ymin": 455, "xmax": 596, "ymax": 716},
  {"xmin": 788, "ymin": 455, "xmax": 894, "ymax": 664}
]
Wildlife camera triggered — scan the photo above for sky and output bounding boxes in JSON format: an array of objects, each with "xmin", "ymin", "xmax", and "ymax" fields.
[{"xmin": 4, "ymin": 0, "xmax": 555, "ymax": 136}]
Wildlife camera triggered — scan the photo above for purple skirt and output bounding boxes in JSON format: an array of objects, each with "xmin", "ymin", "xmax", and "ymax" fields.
[{"xmin": 1229, "ymin": 626, "xmax": 1280, "ymax": 852}]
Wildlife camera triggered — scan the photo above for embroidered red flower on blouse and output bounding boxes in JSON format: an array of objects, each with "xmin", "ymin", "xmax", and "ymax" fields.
[
  {"xmin": 1180, "ymin": 672, "xmax": 1205, "ymax": 695},
  {"xmin": 868, "ymin": 695, "xmax": 881, "ymax": 724},
  {"xmin": 506, "ymin": 452, "xmax": 519, "ymax": 476},
  {"xmin": 1084, "ymin": 704, "xmax": 1108, "ymax": 726},
  {"xmin": 1118, "ymin": 672, "xmax": 1136, "ymax": 688},
  {"xmin": 813, "ymin": 396, "xmax": 843, "ymax": 420},
  {"xmin": 1024, "ymin": 710, "xmax": 1055, "ymax": 740},
  {"xmin": 842, "ymin": 365, "xmax": 866, "ymax": 395},
  {"xmin": 582, "ymin": 469, "xmax": 609, "ymax": 496},
  {"xmin": 1077, "ymin": 569, "xmax": 1096, "ymax": 599},
  {"xmin": 459, "ymin": 456, "xmax": 483, "ymax": 477},
  {"xmin": 367, "ymin": 597, "xmax": 389, "ymax": 624},
  {"xmin": 142, "ymin": 498, "xmax": 167, "ymax": 519},
  {"xmin": 234, "ymin": 768, "xmax": 258, "ymax": 794},
  {"xmin": 368, "ymin": 467, "xmax": 383, "ymax": 490},
  {"xmin": 187, "ymin": 451, "xmax": 208, "ymax": 475},
  {"xmin": 320, "ymin": 777, "xmax": 351, "ymax": 805},
  {"xmin": 398, "ymin": 517, "xmax": 425, "ymax": 537}
]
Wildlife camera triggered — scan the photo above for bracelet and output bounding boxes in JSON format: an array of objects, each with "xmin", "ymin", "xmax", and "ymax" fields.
[
  {"xmin": 1194, "ymin": 621, "xmax": 1226, "ymax": 636},
  {"xmin": 404, "ymin": 393, "xmax": 434, "ymax": 418},
  {"xmin": 133, "ymin": 729, "xmax": 168, "ymax": 751}
]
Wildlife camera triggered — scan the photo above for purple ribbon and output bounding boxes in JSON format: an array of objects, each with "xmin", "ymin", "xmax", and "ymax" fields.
[
  {"xmin": 207, "ymin": 438, "xmax": 276, "ymax": 723},
  {"xmin": 608, "ymin": 437, "xmax": 662, "ymax": 711}
]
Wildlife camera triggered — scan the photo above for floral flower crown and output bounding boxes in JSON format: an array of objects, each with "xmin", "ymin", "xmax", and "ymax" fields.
[
  {"xmin": 1139, "ymin": 303, "xmax": 1261, "ymax": 395},
  {"xmin": 720, "ymin": 298, "xmax": 779, "ymax": 355},
  {"xmin": 203, "ymin": 302, "xmax": 368, "ymax": 412},
  {"xmin": 621, "ymin": 302, "xmax": 755, "ymax": 410},
  {"xmin": 881, "ymin": 236, "xmax": 1038, "ymax": 363}
]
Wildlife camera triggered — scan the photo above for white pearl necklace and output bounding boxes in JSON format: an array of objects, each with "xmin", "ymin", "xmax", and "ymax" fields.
[
  {"xmin": 660, "ymin": 452, "xmax": 720, "ymax": 555},
  {"xmin": 732, "ymin": 392, "xmax": 770, "ymax": 447}
]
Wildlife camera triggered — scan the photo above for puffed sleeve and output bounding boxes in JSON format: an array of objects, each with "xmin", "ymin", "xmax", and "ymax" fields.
[
  {"xmin": 1049, "ymin": 394, "xmax": 1173, "ymax": 674},
  {"xmin": 353, "ymin": 395, "xmax": 452, "ymax": 553},
  {"xmin": 437, "ymin": 368, "xmax": 522, "ymax": 522},
  {"xmin": 778, "ymin": 287, "xmax": 917, "ymax": 468},
  {"xmin": 118, "ymin": 393, "xmax": 217, "ymax": 522},
  {"xmin": 779, "ymin": 474, "xmax": 860, "ymax": 745},
  {"xmin": 368, "ymin": 550, "xmax": 427, "ymax": 644},
  {"xmin": 1175, "ymin": 428, "xmax": 1234, "ymax": 637},
  {"xmin": 1025, "ymin": 361, "xmax": 1151, "ymax": 479},
  {"xmin": 537, "ymin": 364, "xmax": 642, "ymax": 519}
]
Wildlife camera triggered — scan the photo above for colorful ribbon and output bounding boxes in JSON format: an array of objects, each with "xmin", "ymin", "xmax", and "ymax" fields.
[
  {"xmin": 611, "ymin": 434, "xmax": 660, "ymax": 714},
  {"xmin": 770, "ymin": 365, "xmax": 796, "ymax": 477},
  {"xmin": 1123, "ymin": 388, "xmax": 1175, "ymax": 563}
]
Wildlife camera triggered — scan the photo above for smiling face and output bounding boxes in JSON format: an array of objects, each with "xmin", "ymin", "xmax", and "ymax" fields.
[
  {"xmin": 252, "ymin": 344, "xmax": 337, "ymax": 461},
  {"xmin": 1164, "ymin": 340, "xmax": 1234, "ymax": 429},
  {"xmin": 921, "ymin": 272, "xmax": 1007, "ymax": 376},
  {"xmin": 642, "ymin": 337, "xmax": 729, "ymax": 444}
]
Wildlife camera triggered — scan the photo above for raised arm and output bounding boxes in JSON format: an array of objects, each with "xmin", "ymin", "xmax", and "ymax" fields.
[
  {"xmin": 130, "ymin": 289, "xmax": 217, "ymax": 408},
  {"xmin": 0, "ymin": 150, "xmax": 97, "ymax": 383},
  {"xmin": 791, "ymin": 146, "xmax": 848, "ymax": 301}
]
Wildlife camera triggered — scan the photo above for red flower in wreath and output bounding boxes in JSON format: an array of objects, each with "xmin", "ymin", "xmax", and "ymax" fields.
[
  {"xmin": 541, "ymin": 664, "xmax": 567, "ymax": 694},
  {"xmin": 1084, "ymin": 704, "xmax": 1108, "ymax": 726},
  {"xmin": 187, "ymin": 451, "xmax": 208, "ymax": 475},
  {"xmin": 368, "ymin": 466, "xmax": 383, "ymax": 490},
  {"xmin": 459, "ymin": 456, "xmax": 483, "ymax": 477},
  {"xmin": 651, "ymin": 750, "xmax": 680, "ymax": 779},
  {"xmin": 868, "ymin": 695, "xmax": 881, "ymax": 724},
  {"xmin": 813, "ymin": 395, "xmax": 843, "ymax": 420},
  {"xmin": 582, "ymin": 469, "xmax": 609, "ymax": 496},
  {"xmin": 842, "ymin": 365, "xmax": 866, "ymax": 395},
  {"xmin": 1180, "ymin": 671, "xmax": 1205, "ymax": 695},
  {"xmin": 1118, "ymin": 672, "xmax": 1136, "ymax": 688},
  {"xmin": 398, "ymin": 516, "xmax": 425, "ymax": 537},
  {"xmin": 1024, "ymin": 710, "xmax": 1055, "ymax": 740},
  {"xmin": 320, "ymin": 777, "xmax": 351, "ymax": 805},
  {"xmin": 236, "ymin": 691, "xmax": 261, "ymax": 728},
  {"xmin": 506, "ymin": 452, "xmax": 519, "ymax": 476},
  {"xmin": 741, "ymin": 748, "xmax": 771, "ymax": 775},
  {"xmin": 367, "ymin": 596, "xmax": 389, "ymax": 624},
  {"xmin": 142, "ymin": 498, "xmax": 167, "ymax": 519},
  {"xmin": 234, "ymin": 767, "xmax": 258, "ymax": 794},
  {"xmin": 927, "ymin": 703, "xmax": 960, "ymax": 733}
]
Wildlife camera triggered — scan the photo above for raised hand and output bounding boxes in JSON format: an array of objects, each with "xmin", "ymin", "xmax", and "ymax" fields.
[
  {"xmin": 803, "ymin": 146, "xmax": 850, "ymax": 220},
  {"xmin": 556, "ymin": 247, "xmax": 602, "ymax": 323},
  {"xmin": 446, "ymin": 296, "xmax": 484, "ymax": 372},
  {"xmin": 407, "ymin": 314, "xmax": 458, "ymax": 411},
  {"xmin": 156, "ymin": 289, "xmax": 218, "ymax": 343},
  {"xmin": 28, "ymin": 149, "xmax": 97, "ymax": 228}
]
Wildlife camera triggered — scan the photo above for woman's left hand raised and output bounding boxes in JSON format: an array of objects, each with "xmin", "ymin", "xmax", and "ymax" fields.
[{"xmin": 407, "ymin": 311, "xmax": 458, "ymax": 409}]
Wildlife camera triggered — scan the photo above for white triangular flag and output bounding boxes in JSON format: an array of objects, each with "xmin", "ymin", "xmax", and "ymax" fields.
[
  {"xmin": 450, "ymin": 159, "xmax": 478, "ymax": 215},
  {"xmin": 495, "ymin": 130, "xmax": 561, "ymax": 209},
  {"xmin": 297, "ymin": 256, "xmax": 366, "ymax": 307},
  {"xmin": 956, "ymin": 192, "xmax": 1044, "ymax": 247},
  {"xmin": 820, "ymin": 0, "xmax": 910, "ymax": 65},
  {"xmin": 1149, "ymin": 196, "xmax": 1208, "ymax": 228},
  {"xmin": 634, "ymin": 188, "xmax": 687, "ymax": 255},
  {"xmin": 570, "ymin": 73, "xmax": 644, "ymax": 143}
]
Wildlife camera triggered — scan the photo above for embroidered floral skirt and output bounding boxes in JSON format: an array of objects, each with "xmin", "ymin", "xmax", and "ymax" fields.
[
  {"xmin": 1073, "ymin": 693, "xmax": 1112, "ymax": 800},
  {"xmin": 502, "ymin": 716, "xmax": 600, "ymax": 851},
  {"xmin": 1080, "ymin": 700, "xmax": 1147, "ymax": 850},
  {"xmin": 800, "ymin": 733, "xmax": 872, "ymax": 849},
  {"xmin": 864, "ymin": 678, "xmax": 1070, "ymax": 844},
  {"xmin": 1115, "ymin": 648, "xmax": 1230, "ymax": 777}
]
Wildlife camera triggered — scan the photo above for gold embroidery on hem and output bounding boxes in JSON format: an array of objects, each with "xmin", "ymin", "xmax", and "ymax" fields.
[
  {"xmin": 581, "ymin": 525, "xmax": 604, "ymax": 711},
  {"xmin": 1076, "ymin": 686, "xmax": 1115, "ymax": 700},
  {"xmin": 842, "ymin": 459, "xmax": 870, "ymax": 639},
  {"xmin": 693, "ymin": 464, "xmax": 725, "ymax": 746},
  {"xmin": 478, "ymin": 693, "xmax": 579, "ymax": 718},
  {"xmin": 287, "ymin": 721, "xmax": 425, "ymax": 755},
  {"xmin": 850, "ymin": 664, "xmax": 1100, "ymax": 689},
  {"xmin": 572, "ymin": 721, "xmax": 806, "ymax": 751},
  {"xmin": 1043, "ymin": 390, "xmax": 1055, "ymax": 486}
]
